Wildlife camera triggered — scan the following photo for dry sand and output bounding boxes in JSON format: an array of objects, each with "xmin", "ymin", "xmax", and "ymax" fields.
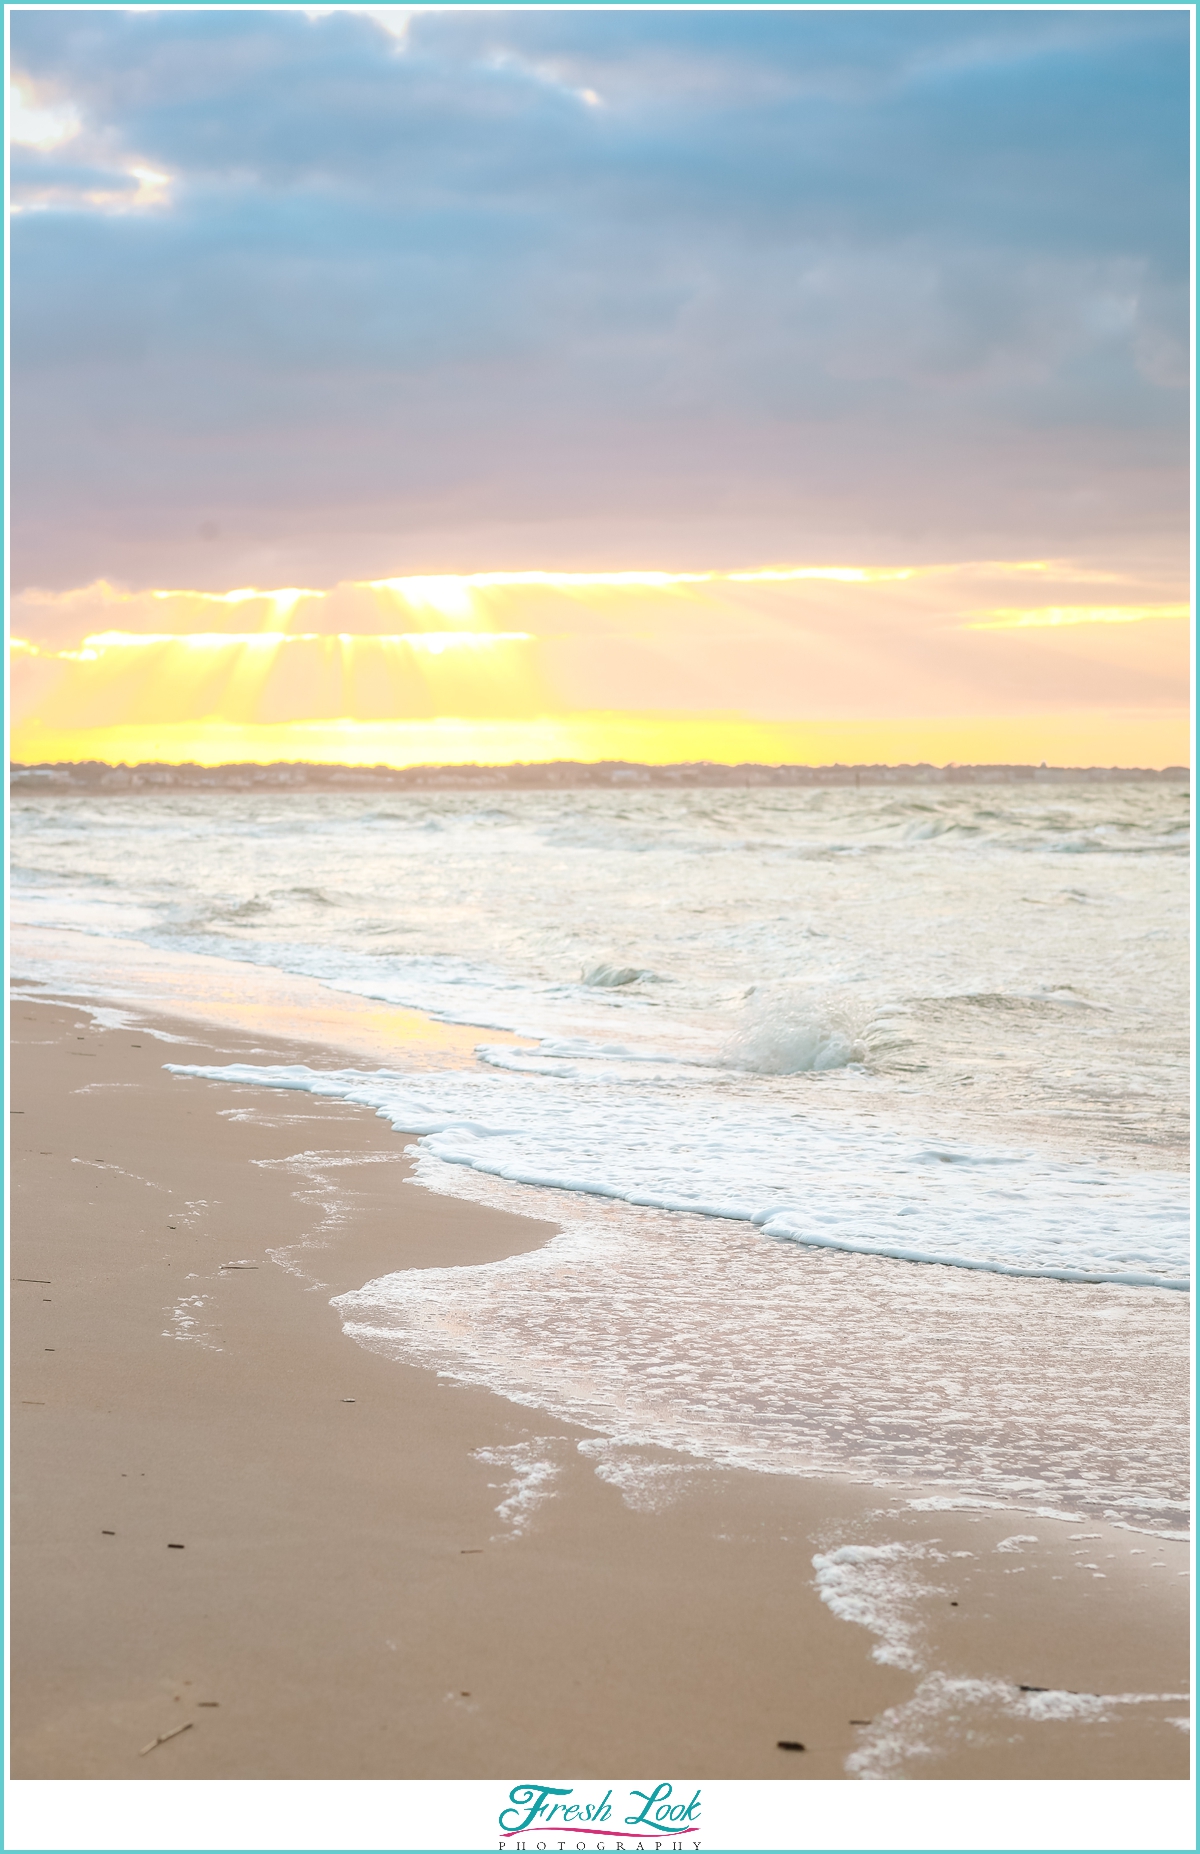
[{"xmin": 9, "ymin": 998, "xmax": 1190, "ymax": 1779}]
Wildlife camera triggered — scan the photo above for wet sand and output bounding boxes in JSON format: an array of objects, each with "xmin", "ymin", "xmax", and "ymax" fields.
[{"xmin": 9, "ymin": 997, "xmax": 1190, "ymax": 1779}]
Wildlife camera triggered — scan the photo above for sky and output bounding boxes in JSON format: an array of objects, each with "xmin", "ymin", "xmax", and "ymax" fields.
[{"xmin": 8, "ymin": 5, "xmax": 1192, "ymax": 768}]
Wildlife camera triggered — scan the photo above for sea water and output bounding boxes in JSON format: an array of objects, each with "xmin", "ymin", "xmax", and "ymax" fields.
[{"xmin": 11, "ymin": 781, "xmax": 1191, "ymax": 1530}]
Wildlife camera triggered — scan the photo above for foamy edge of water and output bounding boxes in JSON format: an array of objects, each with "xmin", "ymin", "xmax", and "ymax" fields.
[{"xmin": 165, "ymin": 1061, "xmax": 1191, "ymax": 1291}]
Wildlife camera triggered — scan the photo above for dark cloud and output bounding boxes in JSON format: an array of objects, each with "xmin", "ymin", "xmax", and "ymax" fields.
[{"xmin": 10, "ymin": 7, "xmax": 1190, "ymax": 590}]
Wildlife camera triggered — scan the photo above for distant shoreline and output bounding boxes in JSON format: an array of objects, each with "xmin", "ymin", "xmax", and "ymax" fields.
[{"xmin": 9, "ymin": 757, "xmax": 1190, "ymax": 791}]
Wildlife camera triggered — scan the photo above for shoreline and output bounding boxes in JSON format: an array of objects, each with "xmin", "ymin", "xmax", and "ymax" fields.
[{"xmin": 10, "ymin": 995, "xmax": 1190, "ymax": 1779}]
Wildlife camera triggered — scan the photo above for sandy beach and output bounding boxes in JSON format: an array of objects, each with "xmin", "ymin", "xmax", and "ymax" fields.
[{"xmin": 8, "ymin": 994, "xmax": 1189, "ymax": 1782}]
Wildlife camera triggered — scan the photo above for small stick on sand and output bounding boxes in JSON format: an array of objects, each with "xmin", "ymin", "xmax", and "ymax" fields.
[{"xmin": 139, "ymin": 1721, "xmax": 193, "ymax": 1755}]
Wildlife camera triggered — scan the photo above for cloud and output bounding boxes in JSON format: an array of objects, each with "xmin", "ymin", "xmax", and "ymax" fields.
[
  {"xmin": 9, "ymin": 8, "xmax": 1190, "ymax": 593},
  {"xmin": 964, "ymin": 603, "xmax": 1190, "ymax": 631},
  {"xmin": 8, "ymin": 78, "xmax": 81, "ymax": 150}
]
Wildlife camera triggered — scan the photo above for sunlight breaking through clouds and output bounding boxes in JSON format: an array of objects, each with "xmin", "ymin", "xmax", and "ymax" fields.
[
  {"xmin": 8, "ymin": 80, "xmax": 80, "ymax": 149},
  {"xmin": 9, "ymin": 547, "xmax": 1187, "ymax": 776},
  {"xmin": 12, "ymin": 631, "xmax": 535, "ymax": 661}
]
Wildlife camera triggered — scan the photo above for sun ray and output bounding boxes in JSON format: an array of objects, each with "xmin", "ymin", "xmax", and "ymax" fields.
[{"xmin": 11, "ymin": 557, "xmax": 1187, "ymax": 770}]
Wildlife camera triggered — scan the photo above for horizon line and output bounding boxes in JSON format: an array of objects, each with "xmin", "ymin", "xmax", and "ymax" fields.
[{"xmin": 11, "ymin": 757, "xmax": 1189, "ymax": 777}]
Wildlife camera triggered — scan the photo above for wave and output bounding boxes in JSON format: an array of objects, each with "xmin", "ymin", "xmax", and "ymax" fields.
[
  {"xmin": 720, "ymin": 991, "xmax": 867, "ymax": 1073},
  {"xmin": 580, "ymin": 961, "xmax": 660, "ymax": 988},
  {"xmin": 165, "ymin": 1060, "xmax": 1191, "ymax": 1290}
]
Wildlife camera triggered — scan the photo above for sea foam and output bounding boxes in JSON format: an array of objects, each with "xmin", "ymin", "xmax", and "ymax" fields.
[{"xmin": 168, "ymin": 1058, "xmax": 1190, "ymax": 1289}]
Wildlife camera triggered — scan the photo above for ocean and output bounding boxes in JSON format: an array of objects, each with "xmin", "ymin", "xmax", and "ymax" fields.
[{"xmin": 11, "ymin": 779, "xmax": 1191, "ymax": 1534}]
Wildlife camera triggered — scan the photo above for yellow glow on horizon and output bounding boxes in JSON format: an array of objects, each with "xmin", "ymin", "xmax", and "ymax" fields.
[
  {"xmin": 965, "ymin": 603, "xmax": 1190, "ymax": 630},
  {"xmin": 11, "ymin": 557, "xmax": 1186, "ymax": 774},
  {"xmin": 10, "ymin": 711, "xmax": 1188, "ymax": 773}
]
